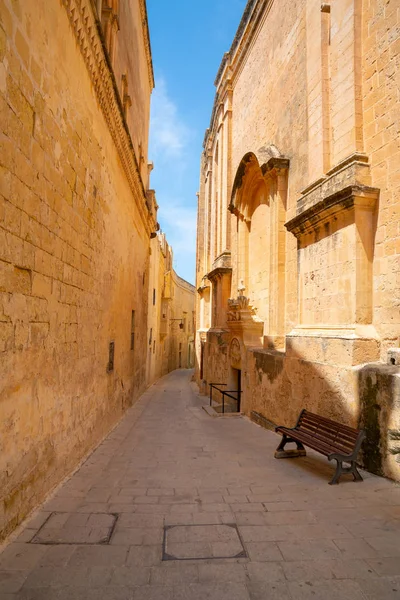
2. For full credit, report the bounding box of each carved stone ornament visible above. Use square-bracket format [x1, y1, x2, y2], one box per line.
[227, 294, 260, 321]
[229, 338, 241, 367]
[61, 0, 156, 235]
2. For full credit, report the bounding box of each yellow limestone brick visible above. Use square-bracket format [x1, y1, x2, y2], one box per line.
[0, 322, 14, 352]
[0, 23, 6, 60]
[0, 0, 13, 38]
[6, 74, 34, 132]
[32, 272, 52, 298]
[14, 27, 29, 68]
[29, 322, 49, 346]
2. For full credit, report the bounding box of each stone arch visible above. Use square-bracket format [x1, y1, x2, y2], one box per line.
[229, 145, 285, 218]
[229, 149, 290, 348]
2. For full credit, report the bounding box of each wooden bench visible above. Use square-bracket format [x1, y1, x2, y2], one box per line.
[275, 409, 366, 485]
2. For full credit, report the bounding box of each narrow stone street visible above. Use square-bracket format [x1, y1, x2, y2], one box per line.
[1, 370, 399, 600]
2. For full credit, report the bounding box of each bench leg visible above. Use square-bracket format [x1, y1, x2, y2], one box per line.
[329, 460, 343, 485]
[276, 435, 288, 452]
[329, 460, 364, 485]
[351, 461, 363, 482]
[275, 435, 306, 458]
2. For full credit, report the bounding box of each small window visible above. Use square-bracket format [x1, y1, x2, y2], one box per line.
[153, 288, 156, 305]
[149, 328, 152, 345]
[153, 340, 156, 354]
[107, 341, 115, 372]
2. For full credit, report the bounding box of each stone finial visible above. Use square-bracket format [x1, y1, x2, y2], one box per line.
[238, 279, 246, 294]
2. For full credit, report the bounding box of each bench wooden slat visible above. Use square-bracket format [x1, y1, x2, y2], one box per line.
[298, 413, 359, 444]
[299, 425, 358, 447]
[299, 420, 357, 443]
[298, 412, 360, 437]
[276, 427, 345, 457]
[297, 424, 357, 452]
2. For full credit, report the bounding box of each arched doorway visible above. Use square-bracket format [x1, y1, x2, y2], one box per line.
[229, 151, 289, 348]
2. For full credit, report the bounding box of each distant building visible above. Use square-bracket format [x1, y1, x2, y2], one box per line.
[195, 0, 400, 480]
[0, 0, 158, 539]
[147, 233, 196, 384]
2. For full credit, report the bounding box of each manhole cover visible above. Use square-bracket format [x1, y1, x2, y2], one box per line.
[162, 523, 247, 561]
[30, 512, 117, 545]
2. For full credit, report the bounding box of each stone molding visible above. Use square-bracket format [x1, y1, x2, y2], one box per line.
[285, 185, 379, 237]
[206, 0, 273, 145]
[137, 0, 155, 88]
[197, 282, 210, 295]
[297, 152, 371, 216]
[62, 0, 156, 235]
[207, 266, 232, 282]
[210, 251, 232, 272]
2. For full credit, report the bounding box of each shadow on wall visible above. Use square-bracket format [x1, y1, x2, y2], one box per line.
[196, 333, 400, 482]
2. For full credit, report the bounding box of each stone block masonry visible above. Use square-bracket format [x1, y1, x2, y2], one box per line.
[195, 0, 400, 481]
[0, 0, 156, 540]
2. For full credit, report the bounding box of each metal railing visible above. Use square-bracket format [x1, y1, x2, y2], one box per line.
[209, 383, 242, 414]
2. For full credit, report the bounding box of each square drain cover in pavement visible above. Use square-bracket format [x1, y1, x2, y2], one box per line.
[31, 512, 117, 545]
[162, 524, 247, 561]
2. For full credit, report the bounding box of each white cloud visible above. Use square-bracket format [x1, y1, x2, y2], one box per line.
[149, 76, 197, 283]
[157, 199, 197, 282]
[158, 200, 196, 250]
[150, 78, 191, 160]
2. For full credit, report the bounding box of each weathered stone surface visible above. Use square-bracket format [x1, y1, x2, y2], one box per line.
[195, 0, 400, 482]
[0, 0, 157, 541]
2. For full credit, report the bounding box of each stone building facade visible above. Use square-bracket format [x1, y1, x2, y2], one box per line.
[0, 0, 158, 539]
[196, 0, 400, 480]
[147, 233, 195, 384]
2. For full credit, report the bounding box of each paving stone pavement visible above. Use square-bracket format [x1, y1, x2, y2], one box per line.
[1, 369, 400, 600]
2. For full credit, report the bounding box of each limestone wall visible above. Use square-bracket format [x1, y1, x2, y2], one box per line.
[0, 0, 155, 539]
[169, 272, 196, 372]
[362, 0, 400, 358]
[195, 0, 400, 481]
[147, 235, 196, 383]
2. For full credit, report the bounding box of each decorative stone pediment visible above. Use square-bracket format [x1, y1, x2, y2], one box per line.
[227, 294, 259, 321]
[226, 290, 263, 347]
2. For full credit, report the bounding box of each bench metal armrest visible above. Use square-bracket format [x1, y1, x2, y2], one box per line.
[275, 424, 299, 432]
[328, 451, 353, 462]
[327, 429, 366, 462]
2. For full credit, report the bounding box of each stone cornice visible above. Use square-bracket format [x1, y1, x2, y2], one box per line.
[63, 0, 156, 235]
[172, 270, 196, 293]
[285, 185, 379, 237]
[138, 0, 155, 89]
[207, 267, 232, 282]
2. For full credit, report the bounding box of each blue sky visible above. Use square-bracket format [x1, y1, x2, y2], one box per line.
[147, 0, 247, 285]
